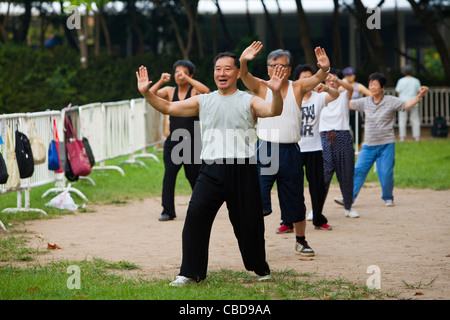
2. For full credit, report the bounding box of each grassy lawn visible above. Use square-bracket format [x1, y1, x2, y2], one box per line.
[0, 138, 449, 300]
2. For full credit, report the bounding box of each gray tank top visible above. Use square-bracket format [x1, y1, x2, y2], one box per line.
[199, 90, 255, 160]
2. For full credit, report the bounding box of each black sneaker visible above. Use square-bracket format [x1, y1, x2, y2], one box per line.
[295, 241, 315, 257]
[158, 213, 175, 221]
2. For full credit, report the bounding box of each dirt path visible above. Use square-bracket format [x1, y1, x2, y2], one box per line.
[17, 184, 450, 300]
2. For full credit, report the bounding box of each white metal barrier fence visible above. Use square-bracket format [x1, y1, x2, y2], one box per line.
[0, 98, 163, 232]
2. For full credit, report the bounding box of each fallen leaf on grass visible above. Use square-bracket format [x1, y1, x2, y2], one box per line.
[47, 243, 62, 250]
[27, 287, 40, 291]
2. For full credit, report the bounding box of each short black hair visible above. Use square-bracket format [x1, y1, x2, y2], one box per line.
[330, 68, 343, 79]
[368, 72, 386, 88]
[214, 52, 240, 69]
[293, 64, 316, 81]
[173, 60, 195, 75]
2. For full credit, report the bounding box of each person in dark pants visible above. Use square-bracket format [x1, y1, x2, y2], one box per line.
[150, 60, 209, 221]
[239, 41, 332, 257]
[137, 52, 286, 286]
[320, 68, 359, 218]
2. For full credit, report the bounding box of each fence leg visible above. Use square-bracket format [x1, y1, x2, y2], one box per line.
[0, 219, 7, 232]
[2, 189, 47, 216]
[119, 153, 149, 168]
[42, 175, 89, 202]
[92, 161, 125, 176]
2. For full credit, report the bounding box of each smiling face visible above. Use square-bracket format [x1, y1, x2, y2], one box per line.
[214, 56, 240, 94]
[369, 79, 384, 98]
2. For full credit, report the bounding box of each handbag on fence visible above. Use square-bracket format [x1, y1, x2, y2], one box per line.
[5, 126, 20, 188]
[15, 129, 35, 179]
[0, 151, 8, 184]
[29, 121, 46, 165]
[65, 115, 91, 176]
[48, 119, 61, 171]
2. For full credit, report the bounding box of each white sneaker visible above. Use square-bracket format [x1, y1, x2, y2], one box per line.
[169, 276, 196, 287]
[385, 200, 395, 207]
[345, 209, 359, 218]
[257, 274, 272, 282]
[306, 210, 313, 221]
[334, 198, 344, 206]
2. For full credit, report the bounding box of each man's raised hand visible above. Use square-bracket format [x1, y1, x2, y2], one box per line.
[315, 47, 330, 72]
[136, 66, 153, 94]
[260, 65, 286, 92]
[240, 41, 263, 62]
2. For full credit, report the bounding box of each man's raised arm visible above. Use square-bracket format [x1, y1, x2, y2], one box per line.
[239, 41, 265, 98]
[295, 47, 331, 94]
[136, 66, 199, 117]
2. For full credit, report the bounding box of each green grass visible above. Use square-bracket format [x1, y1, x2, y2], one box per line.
[0, 259, 394, 300]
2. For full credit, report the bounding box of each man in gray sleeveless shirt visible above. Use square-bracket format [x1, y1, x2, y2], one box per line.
[137, 52, 287, 286]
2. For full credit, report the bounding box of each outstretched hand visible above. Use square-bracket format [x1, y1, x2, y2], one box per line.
[259, 65, 287, 92]
[240, 41, 263, 61]
[315, 47, 330, 72]
[136, 66, 153, 94]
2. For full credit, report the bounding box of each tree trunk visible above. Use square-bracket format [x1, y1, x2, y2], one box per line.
[213, 0, 233, 49]
[180, 0, 197, 58]
[260, 0, 282, 49]
[0, 1, 11, 43]
[245, 0, 253, 36]
[152, 0, 189, 59]
[406, 0, 450, 81]
[129, 0, 144, 55]
[59, 0, 78, 51]
[353, 0, 391, 84]
[76, 7, 89, 69]
[14, 0, 32, 43]
[275, 0, 284, 49]
[332, 0, 342, 68]
[294, 0, 315, 66]
[192, 0, 204, 58]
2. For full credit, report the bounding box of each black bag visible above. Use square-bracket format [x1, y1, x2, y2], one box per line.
[82, 137, 95, 167]
[15, 130, 35, 179]
[65, 158, 79, 181]
[64, 115, 79, 182]
[0, 151, 8, 184]
[431, 116, 448, 138]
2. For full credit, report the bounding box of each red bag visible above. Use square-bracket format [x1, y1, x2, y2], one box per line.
[65, 116, 91, 176]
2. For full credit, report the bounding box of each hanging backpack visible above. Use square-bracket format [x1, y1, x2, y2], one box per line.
[15, 129, 35, 179]
[431, 116, 448, 138]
